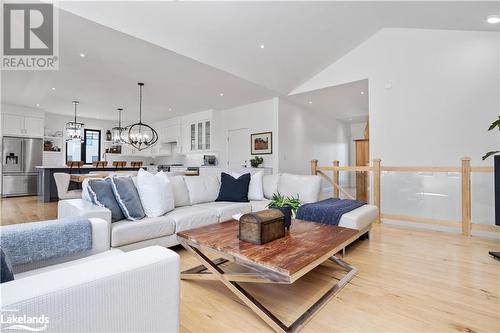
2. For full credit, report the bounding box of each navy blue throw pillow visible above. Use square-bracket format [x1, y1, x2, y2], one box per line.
[0, 247, 14, 283]
[216, 173, 251, 202]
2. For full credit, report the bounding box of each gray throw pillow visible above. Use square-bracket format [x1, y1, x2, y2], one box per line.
[0, 247, 14, 283]
[109, 176, 145, 221]
[87, 178, 125, 222]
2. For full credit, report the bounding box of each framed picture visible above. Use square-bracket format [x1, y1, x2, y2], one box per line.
[251, 132, 272, 155]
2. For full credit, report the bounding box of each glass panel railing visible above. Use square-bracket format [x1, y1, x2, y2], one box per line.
[471, 172, 495, 226]
[380, 171, 461, 222]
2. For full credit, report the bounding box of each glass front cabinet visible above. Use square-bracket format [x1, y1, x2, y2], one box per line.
[189, 120, 211, 151]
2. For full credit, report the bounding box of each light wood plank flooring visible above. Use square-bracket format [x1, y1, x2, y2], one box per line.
[0, 196, 58, 225]
[1, 196, 499, 332]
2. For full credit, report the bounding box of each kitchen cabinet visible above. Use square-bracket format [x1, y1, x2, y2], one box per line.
[187, 120, 211, 152]
[3, 114, 44, 137]
[164, 123, 181, 143]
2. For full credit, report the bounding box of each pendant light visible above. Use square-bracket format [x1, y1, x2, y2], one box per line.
[111, 108, 128, 144]
[65, 101, 85, 142]
[127, 82, 158, 151]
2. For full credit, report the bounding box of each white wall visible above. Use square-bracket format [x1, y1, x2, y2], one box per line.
[213, 98, 279, 173]
[292, 28, 500, 233]
[293, 28, 500, 167]
[278, 98, 350, 188]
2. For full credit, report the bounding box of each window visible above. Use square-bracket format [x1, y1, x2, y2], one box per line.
[66, 129, 101, 164]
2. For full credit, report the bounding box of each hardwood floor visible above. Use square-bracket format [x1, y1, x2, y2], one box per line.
[0, 196, 58, 225]
[1, 196, 499, 332]
[179, 224, 500, 333]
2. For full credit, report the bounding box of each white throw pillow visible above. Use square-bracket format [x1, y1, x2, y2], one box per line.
[231, 171, 265, 201]
[262, 174, 280, 199]
[277, 173, 321, 204]
[168, 175, 191, 207]
[136, 169, 174, 217]
[184, 175, 220, 205]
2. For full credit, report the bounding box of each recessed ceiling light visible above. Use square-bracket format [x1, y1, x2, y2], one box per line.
[348, 118, 353, 121]
[308, 101, 313, 104]
[219, 93, 224, 97]
[168, 108, 172, 111]
[360, 91, 365, 95]
[487, 15, 500, 24]
[51, 87, 55, 90]
[260, 44, 265, 49]
[36, 103, 40, 107]
[79, 53, 85, 57]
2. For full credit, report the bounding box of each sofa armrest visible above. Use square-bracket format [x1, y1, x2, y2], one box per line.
[88, 217, 111, 254]
[12, 218, 111, 274]
[2, 246, 180, 333]
[58, 198, 112, 223]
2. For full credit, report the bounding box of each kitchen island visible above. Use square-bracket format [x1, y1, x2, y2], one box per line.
[36, 166, 142, 202]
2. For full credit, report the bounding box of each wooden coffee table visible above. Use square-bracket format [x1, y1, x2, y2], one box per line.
[177, 219, 360, 333]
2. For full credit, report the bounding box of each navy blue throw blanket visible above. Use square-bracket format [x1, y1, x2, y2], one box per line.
[296, 198, 365, 226]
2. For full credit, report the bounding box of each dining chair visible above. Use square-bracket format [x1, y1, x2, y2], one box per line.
[131, 161, 143, 168]
[92, 161, 108, 168]
[66, 161, 84, 174]
[53, 173, 82, 200]
[112, 161, 127, 169]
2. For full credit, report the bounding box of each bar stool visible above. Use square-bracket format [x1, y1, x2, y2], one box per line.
[66, 161, 84, 174]
[92, 161, 108, 168]
[112, 161, 127, 169]
[54, 173, 82, 200]
[130, 161, 143, 168]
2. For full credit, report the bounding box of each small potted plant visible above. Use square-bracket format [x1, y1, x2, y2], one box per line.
[250, 156, 264, 168]
[267, 192, 300, 230]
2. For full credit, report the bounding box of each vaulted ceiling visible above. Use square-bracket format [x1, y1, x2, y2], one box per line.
[2, 1, 498, 121]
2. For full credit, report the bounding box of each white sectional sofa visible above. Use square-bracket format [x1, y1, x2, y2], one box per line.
[58, 173, 377, 251]
[1, 217, 180, 333]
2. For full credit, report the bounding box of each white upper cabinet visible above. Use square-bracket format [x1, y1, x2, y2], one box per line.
[188, 119, 211, 152]
[24, 116, 44, 137]
[2, 114, 24, 136]
[3, 113, 44, 137]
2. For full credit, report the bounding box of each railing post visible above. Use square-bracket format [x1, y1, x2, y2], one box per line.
[333, 160, 339, 198]
[311, 159, 318, 175]
[373, 158, 381, 223]
[461, 157, 471, 236]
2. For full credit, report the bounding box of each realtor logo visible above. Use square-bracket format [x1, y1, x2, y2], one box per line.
[2, 2, 59, 70]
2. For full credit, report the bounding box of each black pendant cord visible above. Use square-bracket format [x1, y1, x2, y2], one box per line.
[118, 108, 123, 127]
[138, 83, 144, 124]
[73, 101, 78, 124]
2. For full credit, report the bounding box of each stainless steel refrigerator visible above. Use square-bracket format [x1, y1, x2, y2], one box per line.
[2, 137, 43, 197]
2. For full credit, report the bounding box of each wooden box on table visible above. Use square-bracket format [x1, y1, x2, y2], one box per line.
[238, 209, 285, 245]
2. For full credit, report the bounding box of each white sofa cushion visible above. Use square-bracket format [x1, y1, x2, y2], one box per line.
[263, 174, 280, 199]
[169, 175, 191, 207]
[164, 206, 219, 232]
[249, 200, 271, 213]
[277, 173, 321, 204]
[232, 171, 265, 201]
[196, 202, 252, 222]
[111, 216, 176, 247]
[136, 169, 174, 217]
[184, 175, 220, 205]
[338, 204, 378, 230]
